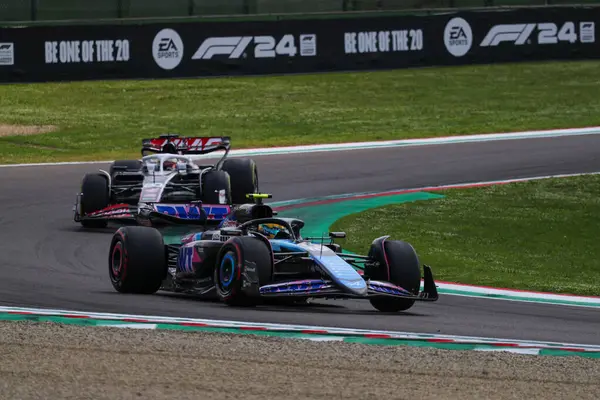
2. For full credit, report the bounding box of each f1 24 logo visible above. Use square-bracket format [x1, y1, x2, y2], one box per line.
[192, 34, 316, 59]
[481, 21, 595, 46]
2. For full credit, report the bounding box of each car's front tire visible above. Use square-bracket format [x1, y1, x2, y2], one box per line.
[109, 160, 142, 177]
[201, 170, 232, 205]
[80, 173, 110, 228]
[367, 238, 422, 312]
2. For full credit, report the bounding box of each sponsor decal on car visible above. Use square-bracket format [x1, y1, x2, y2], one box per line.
[154, 204, 230, 220]
[177, 246, 195, 273]
[144, 137, 227, 152]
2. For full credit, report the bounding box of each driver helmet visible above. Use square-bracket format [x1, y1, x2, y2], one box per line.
[257, 223, 290, 239]
[163, 159, 177, 171]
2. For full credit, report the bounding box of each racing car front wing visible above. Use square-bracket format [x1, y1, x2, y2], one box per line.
[73, 199, 137, 223]
[258, 265, 439, 301]
[73, 195, 232, 226]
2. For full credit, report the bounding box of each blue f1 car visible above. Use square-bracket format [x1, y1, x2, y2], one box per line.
[108, 194, 438, 312]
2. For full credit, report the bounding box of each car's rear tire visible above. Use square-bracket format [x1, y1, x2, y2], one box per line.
[221, 158, 259, 204]
[201, 170, 232, 204]
[214, 236, 273, 307]
[80, 173, 110, 228]
[367, 239, 421, 312]
[109, 160, 142, 176]
[109, 226, 167, 294]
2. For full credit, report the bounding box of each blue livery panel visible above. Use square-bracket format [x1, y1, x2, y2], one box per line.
[270, 240, 368, 296]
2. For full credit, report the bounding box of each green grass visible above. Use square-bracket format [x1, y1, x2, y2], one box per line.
[1, 60, 600, 164]
[330, 175, 600, 296]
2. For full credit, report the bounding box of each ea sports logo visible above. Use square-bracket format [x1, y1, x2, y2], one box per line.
[152, 28, 184, 70]
[444, 17, 473, 57]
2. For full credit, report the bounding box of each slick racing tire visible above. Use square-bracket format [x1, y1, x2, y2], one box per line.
[201, 170, 232, 205]
[109, 160, 142, 176]
[80, 173, 110, 228]
[221, 158, 259, 204]
[214, 236, 273, 307]
[367, 239, 421, 312]
[109, 226, 167, 294]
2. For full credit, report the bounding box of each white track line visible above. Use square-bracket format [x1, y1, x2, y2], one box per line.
[1, 126, 599, 168]
[270, 172, 600, 207]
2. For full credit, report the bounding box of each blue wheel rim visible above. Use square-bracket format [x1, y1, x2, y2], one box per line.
[220, 253, 236, 288]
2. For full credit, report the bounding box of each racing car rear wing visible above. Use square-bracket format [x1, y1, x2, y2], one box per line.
[141, 134, 231, 156]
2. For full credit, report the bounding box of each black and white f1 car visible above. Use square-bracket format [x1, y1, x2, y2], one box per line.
[73, 134, 259, 228]
[108, 194, 439, 313]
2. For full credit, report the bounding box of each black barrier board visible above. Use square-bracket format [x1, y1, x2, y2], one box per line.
[0, 6, 599, 83]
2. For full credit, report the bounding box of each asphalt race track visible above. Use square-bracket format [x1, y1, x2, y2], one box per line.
[1, 134, 600, 344]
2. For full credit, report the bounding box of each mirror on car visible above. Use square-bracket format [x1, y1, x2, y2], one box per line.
[176, 162, 187, 173]
[220, 228, 243, 236]
[329, 232, 346, 239]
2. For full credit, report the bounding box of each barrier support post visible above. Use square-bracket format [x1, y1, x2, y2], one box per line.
[30, 0, 37, 21]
